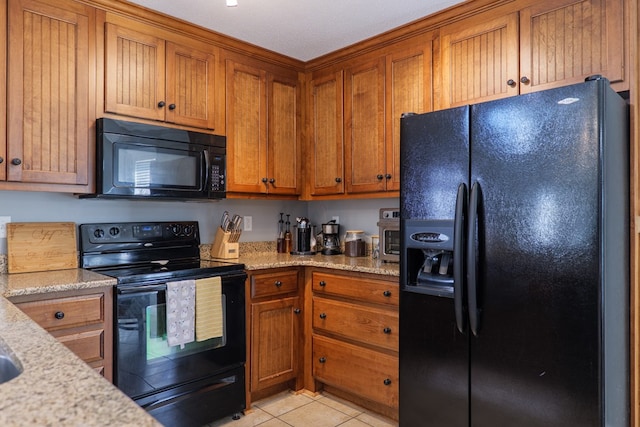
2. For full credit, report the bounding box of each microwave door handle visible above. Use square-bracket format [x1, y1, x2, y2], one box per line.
[203, 150, 210, 191]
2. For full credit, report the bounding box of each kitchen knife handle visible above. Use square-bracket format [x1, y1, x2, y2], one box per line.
[468, 181, 480, 337]
[453, 183, 467, 334]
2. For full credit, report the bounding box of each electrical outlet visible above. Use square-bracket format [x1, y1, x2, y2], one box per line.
[0, 216, 11, 239]
[332, 216, 339, 224]
[243, 216, 252, 231]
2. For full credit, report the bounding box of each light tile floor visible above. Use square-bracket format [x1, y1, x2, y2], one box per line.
[206, 391, 399, 427]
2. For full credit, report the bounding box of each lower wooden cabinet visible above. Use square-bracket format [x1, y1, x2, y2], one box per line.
[10, 286, 113, 381]
[247, 268, 303, 400]
[310, 269, 399, 418]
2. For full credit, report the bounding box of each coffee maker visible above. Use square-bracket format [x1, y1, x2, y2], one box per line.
[291, 217, 316, 255]
[318, 220, 341, 255]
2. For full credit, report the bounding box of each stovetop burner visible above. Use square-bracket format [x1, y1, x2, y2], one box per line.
[79, 221, 243, 285]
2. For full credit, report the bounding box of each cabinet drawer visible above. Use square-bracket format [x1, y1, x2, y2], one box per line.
[313, 335, 398, 408]
[313, 297, 398, 351]
[251, 270, 299, 298]
[15, 294, 104, 331]
[56, 328, 104, 363]
[312, 272, 398, 306]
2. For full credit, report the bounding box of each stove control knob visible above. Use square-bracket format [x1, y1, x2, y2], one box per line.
[171, 224, 182, 235]
[93, 228, 105, 238]
[109, 227, 120, 237]
[183, 224, 193, 236]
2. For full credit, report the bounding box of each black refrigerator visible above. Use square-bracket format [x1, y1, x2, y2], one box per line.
[399, 78, 629, 426]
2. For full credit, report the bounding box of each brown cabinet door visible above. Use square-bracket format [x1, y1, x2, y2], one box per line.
[267, 74, 300, 195]
[7, 0, 92, 185]
[386, 41, 432, 192]
[519, 0, 625, 93]
[226, 59, 267, 193]
[251, 296, 301, 391]
[104, 22, 165, 121]
[344, 57, 386, 194]
[165, 42, 217, 129]
[308, 71, 344, 196]
[440, 10, 519, 108]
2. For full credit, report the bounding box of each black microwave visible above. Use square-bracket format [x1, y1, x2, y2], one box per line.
[88, 118, 226, 200]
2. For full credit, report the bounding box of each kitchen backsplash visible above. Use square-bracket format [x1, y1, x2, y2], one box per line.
[0, 191, 398, 255]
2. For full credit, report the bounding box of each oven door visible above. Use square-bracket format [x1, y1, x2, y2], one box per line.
[114, 273, 245, 400]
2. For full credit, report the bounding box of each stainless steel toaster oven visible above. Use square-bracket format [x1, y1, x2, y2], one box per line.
[377, 208, 400, 262]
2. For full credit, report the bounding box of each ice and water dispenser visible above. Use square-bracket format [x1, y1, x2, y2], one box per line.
[402, 219, 456, 297]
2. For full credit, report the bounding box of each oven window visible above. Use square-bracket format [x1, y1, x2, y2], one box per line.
[116, 289, 230, 398]
[114, 142, 201, 190]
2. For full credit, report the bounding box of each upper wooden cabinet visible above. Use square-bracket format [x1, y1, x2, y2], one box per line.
[439, 0, 626, 108]
[308, 70, 345, 196]
[104, 16, 219, 130]
[307, 34, 431, 198]
[225, 55, 301, 196]
[5, 0, 94, 190]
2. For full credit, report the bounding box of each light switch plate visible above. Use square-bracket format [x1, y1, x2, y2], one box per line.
[0, 216, 11, 239]
[244, 216, 252, 231]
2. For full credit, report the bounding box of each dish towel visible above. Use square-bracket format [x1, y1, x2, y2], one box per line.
[166, 279, 196, 349]
[195, 276, 223, 341]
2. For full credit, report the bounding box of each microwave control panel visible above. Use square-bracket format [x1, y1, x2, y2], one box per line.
[209, 154, 226, 195]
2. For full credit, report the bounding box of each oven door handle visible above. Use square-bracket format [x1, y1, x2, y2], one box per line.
[117, 284, 167, 294]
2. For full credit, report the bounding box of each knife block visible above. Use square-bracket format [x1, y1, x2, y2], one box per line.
[210, 227, 239, 259]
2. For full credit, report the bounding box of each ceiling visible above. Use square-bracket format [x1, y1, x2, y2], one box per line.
[126, 0, 463, 62]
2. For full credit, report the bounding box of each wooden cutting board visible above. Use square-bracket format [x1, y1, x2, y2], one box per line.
[7, 222, 78, 273]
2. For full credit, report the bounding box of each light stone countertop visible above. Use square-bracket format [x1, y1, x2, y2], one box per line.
[0, 268, 162, 427]
[214, 251, 400, 277]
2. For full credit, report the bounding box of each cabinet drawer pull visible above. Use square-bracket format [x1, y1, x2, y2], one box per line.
[319, 281, 326, 287]
[274, 281, 282, 287]
[262, 177, 268, 183]
[385, 173, 392, 179]
[383, 290, 391, 297]
[383, 378, 392, 386]
[269, 178, 275, 184]
[383, 327, 392, 334]
[294, 308, 301, 314]
[11, 158, 22, 166]
[319, 313, 327, 319]
[520, 76, 530, 85]
[376, 174, 384, 180]
[158, 101, 166, 108]
[168, 103, 176, 110]
[0, 157, 3, 164]
[507, 79, 516, 87]
[319, 357, 326, 363]
[335, 177, 342, 183]
[54, 311, 65, 320]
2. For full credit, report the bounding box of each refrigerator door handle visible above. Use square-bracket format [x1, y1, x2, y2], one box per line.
[468, 181, 480, 336]
[454, 183, 467, 333]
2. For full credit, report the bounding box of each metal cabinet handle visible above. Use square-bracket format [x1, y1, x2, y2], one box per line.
[11, 158, 22, 166]
[274, 281, 282, 287]
[319, 313, 327, 319]
[507, 79, 516, 87]
[54, 311, 65, 320]
[319, 281, 326, 287]
[385, 173, 392, 179]
[0, 157, 3, 164]
[335, 177, 342, 183]
[294, 308, 301, 314]
[383, 290, 391, 297]
[520, 76, 530, 84]
[377, 174, 384, 180]
[158, 101, 166, 108]
[269, 178, 275, 184]
[168, 103, 176, 110]
[383, 378, 392, 386]
[383, 327, 392, 334]
[262, 177, 268, 183]
[319, 357, 326, 363]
